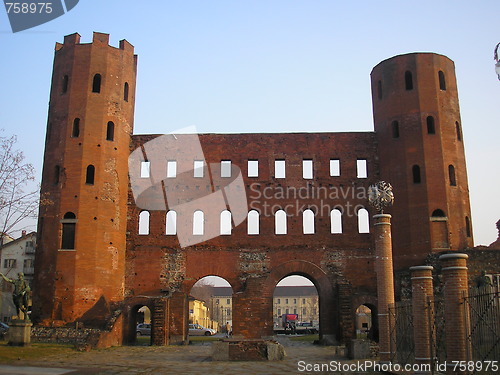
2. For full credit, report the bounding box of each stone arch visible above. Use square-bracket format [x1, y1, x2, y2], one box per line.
[264, 260, 337, 344]
[123, 296, 155, 345]
[352, 295, 379, 342]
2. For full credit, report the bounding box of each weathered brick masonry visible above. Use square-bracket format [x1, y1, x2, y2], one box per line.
[33, 32, 476, 346]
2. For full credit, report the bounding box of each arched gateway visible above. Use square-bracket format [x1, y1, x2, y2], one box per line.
[32, 33, 473, 348]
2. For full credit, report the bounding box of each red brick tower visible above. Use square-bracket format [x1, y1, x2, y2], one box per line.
[33, 32, 137, 325]
[371, 53, 473, 270]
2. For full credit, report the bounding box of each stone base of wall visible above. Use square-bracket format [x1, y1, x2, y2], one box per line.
[212, 339, 286, 361]
[348, 339, 371, 359]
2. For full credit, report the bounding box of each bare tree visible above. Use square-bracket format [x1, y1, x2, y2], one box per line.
[190, 279, 216, 322]
[0, 131, 39, 243]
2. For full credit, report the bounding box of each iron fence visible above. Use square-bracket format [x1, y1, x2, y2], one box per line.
[388, 300, 415, 366]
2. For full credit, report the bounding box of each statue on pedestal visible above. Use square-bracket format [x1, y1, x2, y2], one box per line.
[0, 272, 31, 321]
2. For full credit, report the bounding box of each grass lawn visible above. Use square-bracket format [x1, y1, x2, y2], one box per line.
[0, 341, 75, 363]
[289, 334, 319, 342]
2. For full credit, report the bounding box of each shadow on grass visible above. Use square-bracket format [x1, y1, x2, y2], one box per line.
[0, 341, 75, 364]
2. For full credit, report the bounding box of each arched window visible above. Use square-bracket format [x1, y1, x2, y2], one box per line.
[62, 75, 69, 94]
[72, 118, 80, 138]
[330, 209, 342, 234]
[54, 165, 60, 185]
[193, 210, 204, 235]
[431, 209, 446, 217]
[166, 210, 177, 235]
[405, 71, 413, 90]
[124, 82, 129, 102]
[303, 209, 315, 234]
[220, 210, 232, 235]
[92, 74, 101, 93]
[392, 121, 399, 138]
[275, 209, 287, 235]
[448, 165, 456, 186]
[412, 165, 421, 184]
[438, 71, 446, 90]
[61, 212, 77, 249]
[106, 121, 114, 141]
[456, 122, 462, 141]
[377, 80, 382, 100]
[357, 208, 370, 233]
[427, 116, 435, 134]
[465, 216, 471, 237]
[139, 211, 150, 235]
[86, 165, 95, 185]
[247, 210, 259, 235]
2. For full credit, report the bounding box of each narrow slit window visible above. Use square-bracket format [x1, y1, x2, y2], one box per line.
[220, 210, 232, 235]
[275, 160, 286, 179]
[248, 160, 259, 177]
[377, 80, 382, 100]
[465, 216, 471, 237]
[247, 210, 259, 235]
[427, 116, 435, 134]
[166, 210, 177, 235]
[302, 209, 315, 234]
[221, 160, 231, 178]
[62, 75, 69, 94]
[72, 118, 80, 138]
[330, 159, 340, 177]
[86, 165, 95, 185]
[448, 165, 456, 186]
[357, 159, 367, 178]
[412, 165, 421, 184]
[330, 209, 342, 234]
[405, 71, 413, 90]
[106, 121, 114, 141]
[392, 121, 399, 138]
[275, 210, 287, 235]
[124, 82, 129, 102]
[194, 160, 204, 178]
[357, 208, 370, 233]
[167, 160, 177, 178]
[140, 161, 150, 178]
[456, 122, 462, 141]
[303, 160, 313, 179]
[54, 165, 60, 185]
[193, 210, 204, 235]
[138, 211, 150, 235]
[92, 74, 101, 93]
[438, 71, 446, 90]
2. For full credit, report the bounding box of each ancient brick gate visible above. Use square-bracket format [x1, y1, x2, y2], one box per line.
[33, 32, 474, 348]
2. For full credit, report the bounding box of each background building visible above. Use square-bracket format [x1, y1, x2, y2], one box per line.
[0, 231, 36, 322]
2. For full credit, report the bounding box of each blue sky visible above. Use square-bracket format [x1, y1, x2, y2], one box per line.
[0, 1, 499, 246]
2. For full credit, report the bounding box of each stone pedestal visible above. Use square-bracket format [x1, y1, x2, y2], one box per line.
[212, 339, 285, 361]
[348, 339, 371, 359]
[8, 319, 32, 346]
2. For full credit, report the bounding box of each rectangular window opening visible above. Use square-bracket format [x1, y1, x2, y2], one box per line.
[248, 160, 259, 177]
[193, 160, 204, 178]
[140, 161, 150, 178]
[167, 160, 177, 178]
[357, 159, 367, 178]
[275, 160, 286, 179]
[330, 159, 340, 177]
[303, 159, 313, 179]
[221, 160, 231, 178]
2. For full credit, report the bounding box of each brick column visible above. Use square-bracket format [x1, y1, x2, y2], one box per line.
[373, 213, 395, 364]
[410, 266, 434, 373]
[167, 291, 188, 345]
[439, 253, 469, 375]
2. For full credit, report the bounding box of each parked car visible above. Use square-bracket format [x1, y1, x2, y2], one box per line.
[295, 322, 319, 334]
[188, 323, 216, 336]
[0, 322, 9, 338]
[136, 323, 151, 336]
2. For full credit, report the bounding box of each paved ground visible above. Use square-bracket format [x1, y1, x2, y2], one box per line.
[0, 338, 379, 375]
